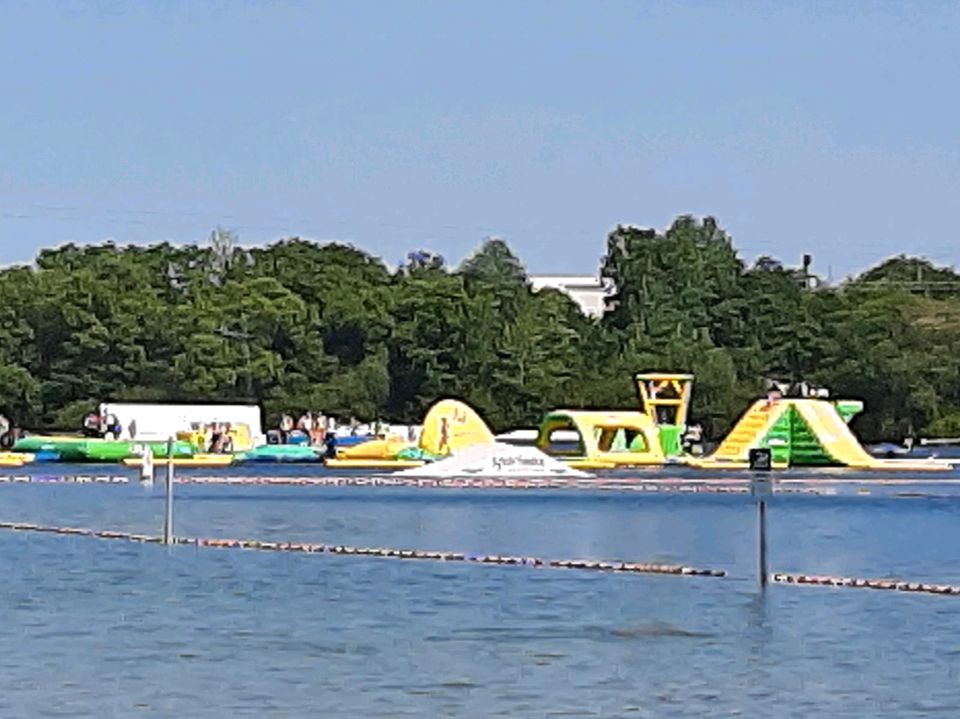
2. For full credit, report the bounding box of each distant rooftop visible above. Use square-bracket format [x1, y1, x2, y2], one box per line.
[529, 274, 612, 318]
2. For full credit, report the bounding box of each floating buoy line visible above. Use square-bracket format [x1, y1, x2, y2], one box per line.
[180, 475, 763, 493]
[2, 472, 959, 498]
[0, 473, 835, 495]
[773, 572, 960, 596]
[0, 520, 724, 578]
[0, 474, 129, 484]
[4, 520, 960, 595]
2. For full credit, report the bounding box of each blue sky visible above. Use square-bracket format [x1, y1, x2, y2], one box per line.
[1, 1, 958, 279]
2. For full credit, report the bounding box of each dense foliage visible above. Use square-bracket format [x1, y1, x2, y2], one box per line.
[2, 219, 959, 441]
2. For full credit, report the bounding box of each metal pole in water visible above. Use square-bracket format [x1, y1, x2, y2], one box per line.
[749, 448, 772, 589]
[163, 437, 174, 545]
[758, 497, 768, 588]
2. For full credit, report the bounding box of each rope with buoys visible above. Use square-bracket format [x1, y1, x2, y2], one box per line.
[9, 473, 824, 495]
[0, 475, 129, 484]
[13, 470, 950, 493]
[0, 473, 932, 497]
[773, 572, 960, 596]
[0, 473, 751, 493]
[0, 520, 725, 578]
[10, 521, 960, 593]
[0, 474, 944, 499]
[178, 475, 761, 493]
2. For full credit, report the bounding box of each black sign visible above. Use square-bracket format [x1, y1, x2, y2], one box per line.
[749, 448, 772, 472]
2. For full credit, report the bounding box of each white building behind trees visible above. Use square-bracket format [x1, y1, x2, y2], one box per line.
[528, 275, 612, 318]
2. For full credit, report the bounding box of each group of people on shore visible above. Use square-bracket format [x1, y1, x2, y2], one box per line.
[273, 412, 402, 458]
[204, 423, 235, 453]
[274, 412, 395, 443]
[82, 410, 123, 440]
[273, 412, 341, 460]
[276, 411, 333, 446]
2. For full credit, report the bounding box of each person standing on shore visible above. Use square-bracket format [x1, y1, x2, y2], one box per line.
[105, 412, 121, 440]
[311, 412, 326, 446]
[323, 431, 338, 459]
[279, 414, 294, 443]
[82, 411, 101, 438]
[298, 412, 313, 434]
[208, 423, 222, 453]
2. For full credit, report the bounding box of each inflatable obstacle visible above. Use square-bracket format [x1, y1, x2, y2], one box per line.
[325, 399, 492, 470]
[535, 410, 665, 469]
[13, 436, 195, 462]
[702, 398, 950, 471]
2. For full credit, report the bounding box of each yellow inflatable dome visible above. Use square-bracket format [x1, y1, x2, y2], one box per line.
[418, 399, 495, 457]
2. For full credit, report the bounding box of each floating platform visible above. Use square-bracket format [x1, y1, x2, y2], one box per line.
[122, 454, 235, 468]
[0, 452, 33, 468]
[234, 445, 321, 463]
[13, 436, 195, 462]
[324, 458, 427, 470]
[564, 459, 619, 471]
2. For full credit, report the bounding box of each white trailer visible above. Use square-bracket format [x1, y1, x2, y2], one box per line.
[97, 403, 264, 444]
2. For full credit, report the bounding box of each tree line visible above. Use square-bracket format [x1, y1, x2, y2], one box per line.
[2, 216, 959, 442]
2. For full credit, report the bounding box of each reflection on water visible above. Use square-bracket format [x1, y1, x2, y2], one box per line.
[0, 469, 959, 717]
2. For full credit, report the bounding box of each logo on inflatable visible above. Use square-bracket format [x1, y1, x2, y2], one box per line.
[492, 455, 545, 471]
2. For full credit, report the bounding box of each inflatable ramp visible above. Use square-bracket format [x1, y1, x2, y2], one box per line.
[696, 398, 950, 471]
[792, 400, 949, 471]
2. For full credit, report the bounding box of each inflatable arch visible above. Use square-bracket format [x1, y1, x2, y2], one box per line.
[535, 410, 666, 467]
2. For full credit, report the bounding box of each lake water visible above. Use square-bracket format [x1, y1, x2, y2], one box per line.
[2, 465, 960, 717]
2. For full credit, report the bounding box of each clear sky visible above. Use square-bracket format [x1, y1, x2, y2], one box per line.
[2, 2, 958, 279]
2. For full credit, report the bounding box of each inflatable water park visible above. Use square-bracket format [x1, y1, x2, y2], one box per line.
[1, 373, 952, 472]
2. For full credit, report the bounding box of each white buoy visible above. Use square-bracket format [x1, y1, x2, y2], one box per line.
[139, 446, 154, 483]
